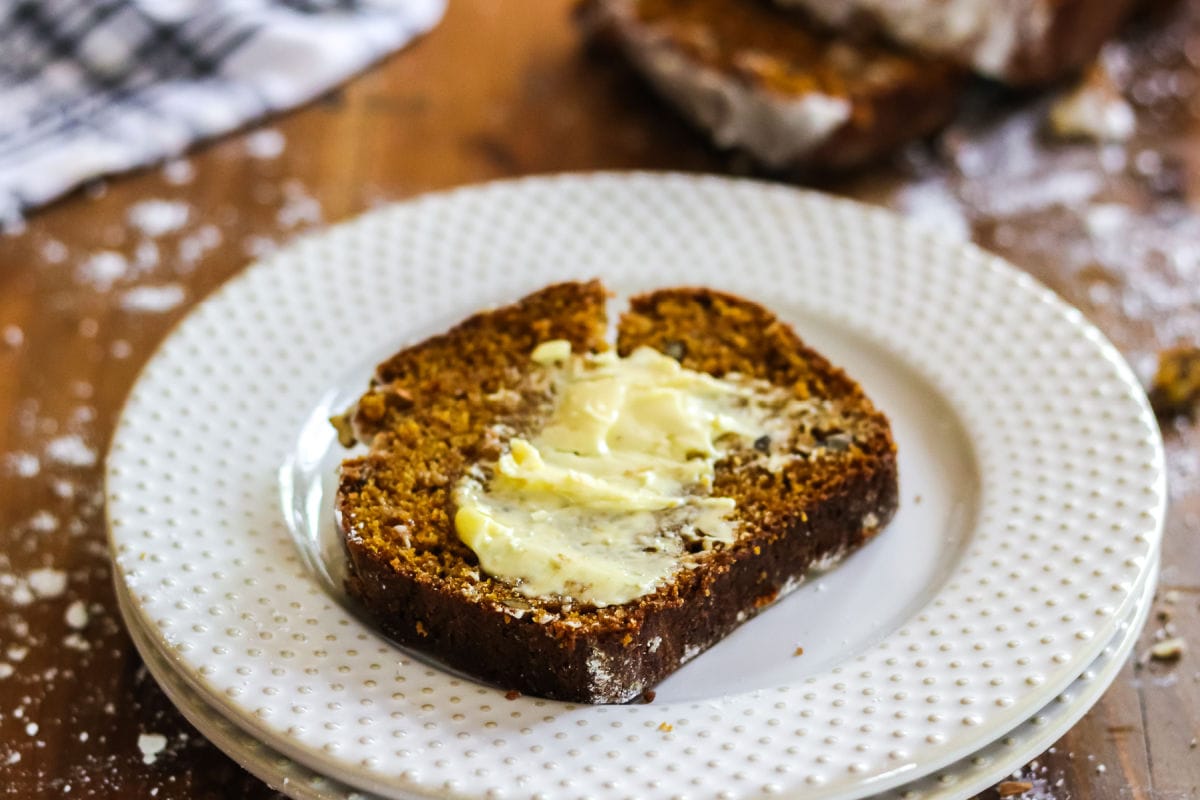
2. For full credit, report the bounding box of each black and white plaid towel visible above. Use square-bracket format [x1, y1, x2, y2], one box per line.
[0, 0, 445, 225]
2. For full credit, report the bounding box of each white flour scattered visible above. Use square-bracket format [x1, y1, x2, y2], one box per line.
[137, 733, 168, 765]
[119, 284, 186, 313]
[127, 199, 190, 238]
[110, 339, 132, 359]
[28, 510, 58, 533]
[177, 224, 222, 268]
[278, 180, 322, 228]
[895, 178, 971, 241]
[76, 251, 129, 291]
[133, 239, 160, 271]
[63, 632, 90, 651]
[3, 324, 23, 349]
[162, 158, 195, 185]
[3, 752, 19, 765]
[1, 213, 27, 236]
[242, 234, 277, 259]
[3, 578, 35, 607]
[40, 239, 68, 263]
[64, 600, 88, 630]
[25, 722, 37, 737]
[5, 452, 39, 477]
[0, 663, 12, 679]
[245, 128, 286, 159]
[45, 435, 96, 467]
[27, 568, 67, 599]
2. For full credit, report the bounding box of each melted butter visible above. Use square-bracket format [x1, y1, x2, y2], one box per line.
[454, 341, 796, 607]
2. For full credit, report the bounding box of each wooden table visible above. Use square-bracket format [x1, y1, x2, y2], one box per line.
[1, 1, 1197, 797]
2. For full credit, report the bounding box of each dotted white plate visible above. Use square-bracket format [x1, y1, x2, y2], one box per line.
[106, 173, 1165, 800]
[115, 555, 1158, 800]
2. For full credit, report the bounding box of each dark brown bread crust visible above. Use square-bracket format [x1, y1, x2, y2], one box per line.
[577, 0, 964, 172]
[337, 282, 899, 702]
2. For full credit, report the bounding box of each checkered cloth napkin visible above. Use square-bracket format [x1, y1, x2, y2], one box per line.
[0, 0, 445, 225]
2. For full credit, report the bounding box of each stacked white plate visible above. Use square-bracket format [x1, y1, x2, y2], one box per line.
[107, 174, 1165, 800]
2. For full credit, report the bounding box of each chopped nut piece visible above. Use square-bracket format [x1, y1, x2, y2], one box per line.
[793, 646, 805, 656]
[330, 412, 357, 448]
[1150, 637, 1186, 661]
[504, 689, 521, 701]
[1149, 346, 1200, 417]
[997, 781, 1034, 797]
[640, 690, 656, 704]
[1048, 60, 1135, 143]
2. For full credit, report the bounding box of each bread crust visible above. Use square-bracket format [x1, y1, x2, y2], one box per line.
[336, 282, 899, 703]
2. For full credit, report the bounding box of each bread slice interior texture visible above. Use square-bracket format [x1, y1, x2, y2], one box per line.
[335, 280, 898, 702]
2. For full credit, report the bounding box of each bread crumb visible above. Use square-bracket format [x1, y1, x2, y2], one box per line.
[1150, 346, 1200, 417]
[640, 690, 656, 704]
[793, 646, 805, 656]
[504, 689, 521, 701]
[1150, 637, 1186, 661]
[997, 781, 1033, 797]
[137, 733, 168, 765]
[657, 722, 673, 732]
[1048, 60, 1135, 143]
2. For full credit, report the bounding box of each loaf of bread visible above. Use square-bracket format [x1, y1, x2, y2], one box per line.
[578, 0, 964, 171]
[769, 0, 1139, 85]
[334, 281, 898, 702]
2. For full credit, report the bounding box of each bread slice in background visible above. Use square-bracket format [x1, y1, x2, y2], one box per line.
[769, 0, 1140, 85]
[577, 0, 965, 172]
[335, 281, 899, 703]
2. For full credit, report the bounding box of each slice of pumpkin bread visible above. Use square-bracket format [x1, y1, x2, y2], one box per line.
[334, 280, 898, 703]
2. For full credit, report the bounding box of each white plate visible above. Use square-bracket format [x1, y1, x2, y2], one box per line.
[116, 556, 1158, 800]
[106, 173, 1165, 800]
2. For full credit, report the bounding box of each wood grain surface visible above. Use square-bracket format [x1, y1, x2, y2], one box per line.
[1, 1, 1198, 798]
